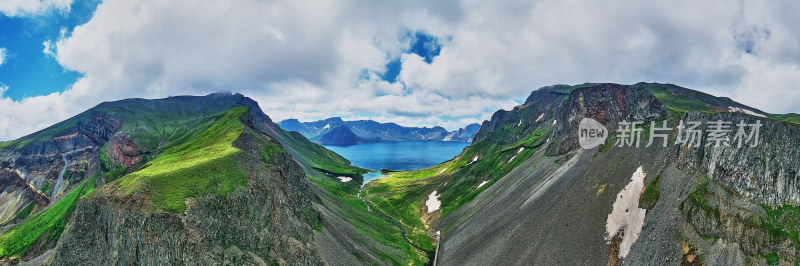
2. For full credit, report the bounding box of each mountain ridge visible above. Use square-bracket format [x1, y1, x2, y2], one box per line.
[361, 82, 800, 265]
[279, 117, 480, 145]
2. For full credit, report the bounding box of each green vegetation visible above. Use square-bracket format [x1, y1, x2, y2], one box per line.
[114, 107, 250, 213]
[760, 204, 800, 251]
[94, 97, 239, 152]
[765, 252, 780, 265]
[104, 167, 127, 183]
[438, 120, 551, 215]
[772, 113, 800, 124]
[644, 85, 727, 113]
[686, 178, 720, 220]
[40, 183, 52, 196]
[308, 174, 430, 265]
[276, 130, 361, 177]
[11, 202, 36, 222]
[289, 123, 427, 264]
[0, 176, 96, 259]
[640, 175, 660, 210]
[362, 164, 454, 250]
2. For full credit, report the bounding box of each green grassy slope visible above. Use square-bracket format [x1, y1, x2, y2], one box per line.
[772, 113, 800, 124]
[274, 129, 432, 264]
[112, 107, 250, 213]
[0, 176, 97, 259]
[360, 120, 554, 259]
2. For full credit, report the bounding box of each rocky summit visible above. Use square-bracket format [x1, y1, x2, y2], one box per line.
[0, 83, 799, 265]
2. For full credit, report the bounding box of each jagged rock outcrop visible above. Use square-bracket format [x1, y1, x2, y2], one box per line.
[106, 131, 142, 168]
[549, 83, 670, 155]
[472, 86, 567, 145]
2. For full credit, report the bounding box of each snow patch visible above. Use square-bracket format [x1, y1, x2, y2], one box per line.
[443, 133, 454, 141]
[322, 123, 331, 130]
[552, 120, 557, 126]
[426, 190, 441, 213]
[728, 106, 766, 118]
[507, 147, 525, 163]
[536, 113, 544, 122]
[437, 168, 447, 175]
[477, 180, 489, 188]
[605, 166, 647, 259]
[517, 120, 522, 127]
[468, 155, 479, 165]
[337, 176, 352, 182]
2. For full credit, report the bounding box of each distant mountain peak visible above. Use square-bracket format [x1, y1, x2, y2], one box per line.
[278, 118, 480, 144]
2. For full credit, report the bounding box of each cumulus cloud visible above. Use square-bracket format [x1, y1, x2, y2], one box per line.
[0, 0, 73, 17]
[0, 48, 5, 65]
[2, 0, 800, 140]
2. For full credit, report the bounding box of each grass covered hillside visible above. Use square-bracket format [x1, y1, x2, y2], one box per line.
[110, 107, 249, 212]
[0, 92, 441, 264]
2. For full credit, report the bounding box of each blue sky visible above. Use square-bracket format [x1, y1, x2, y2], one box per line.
[0, 0, 99, 100]
[0, 0, 799, 141]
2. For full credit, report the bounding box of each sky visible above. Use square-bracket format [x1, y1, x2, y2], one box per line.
[0, 0, 799, 140]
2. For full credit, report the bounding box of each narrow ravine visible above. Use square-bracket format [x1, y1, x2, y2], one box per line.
[358, 186, 435, 261]
[51, 155, 69, 199]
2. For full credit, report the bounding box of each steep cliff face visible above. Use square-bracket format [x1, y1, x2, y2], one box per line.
[677, 111, 800, 205]
[52, 122, 322, 265]
[548, 83, 670, 155]
[0, 110, 119, 228]
[0, 169, 49, 224]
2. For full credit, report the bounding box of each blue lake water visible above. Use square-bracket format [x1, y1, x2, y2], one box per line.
[323, 141, 470, 172]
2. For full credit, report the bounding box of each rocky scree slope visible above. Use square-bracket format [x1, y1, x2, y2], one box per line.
[364, 83, 800, 265]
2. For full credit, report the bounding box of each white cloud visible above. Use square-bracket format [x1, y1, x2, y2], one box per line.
[0, 0, 72, 17]
[0, 48, 5, 65]
[42, 41, 55, 57]
[2, 0, 800, 140]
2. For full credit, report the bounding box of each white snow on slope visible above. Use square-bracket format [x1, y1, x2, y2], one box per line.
[728, 106, 766, 118]
[477, 180, 489, 188]
[468, 155, 479, 165]
[507, 147, 525, 163]
[322, 123, 331, 130]
[536, 113, 544, 122]
[426, 190, 441, 213]
[605, 166, 647, 259]
[337, 176, 352, 182]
